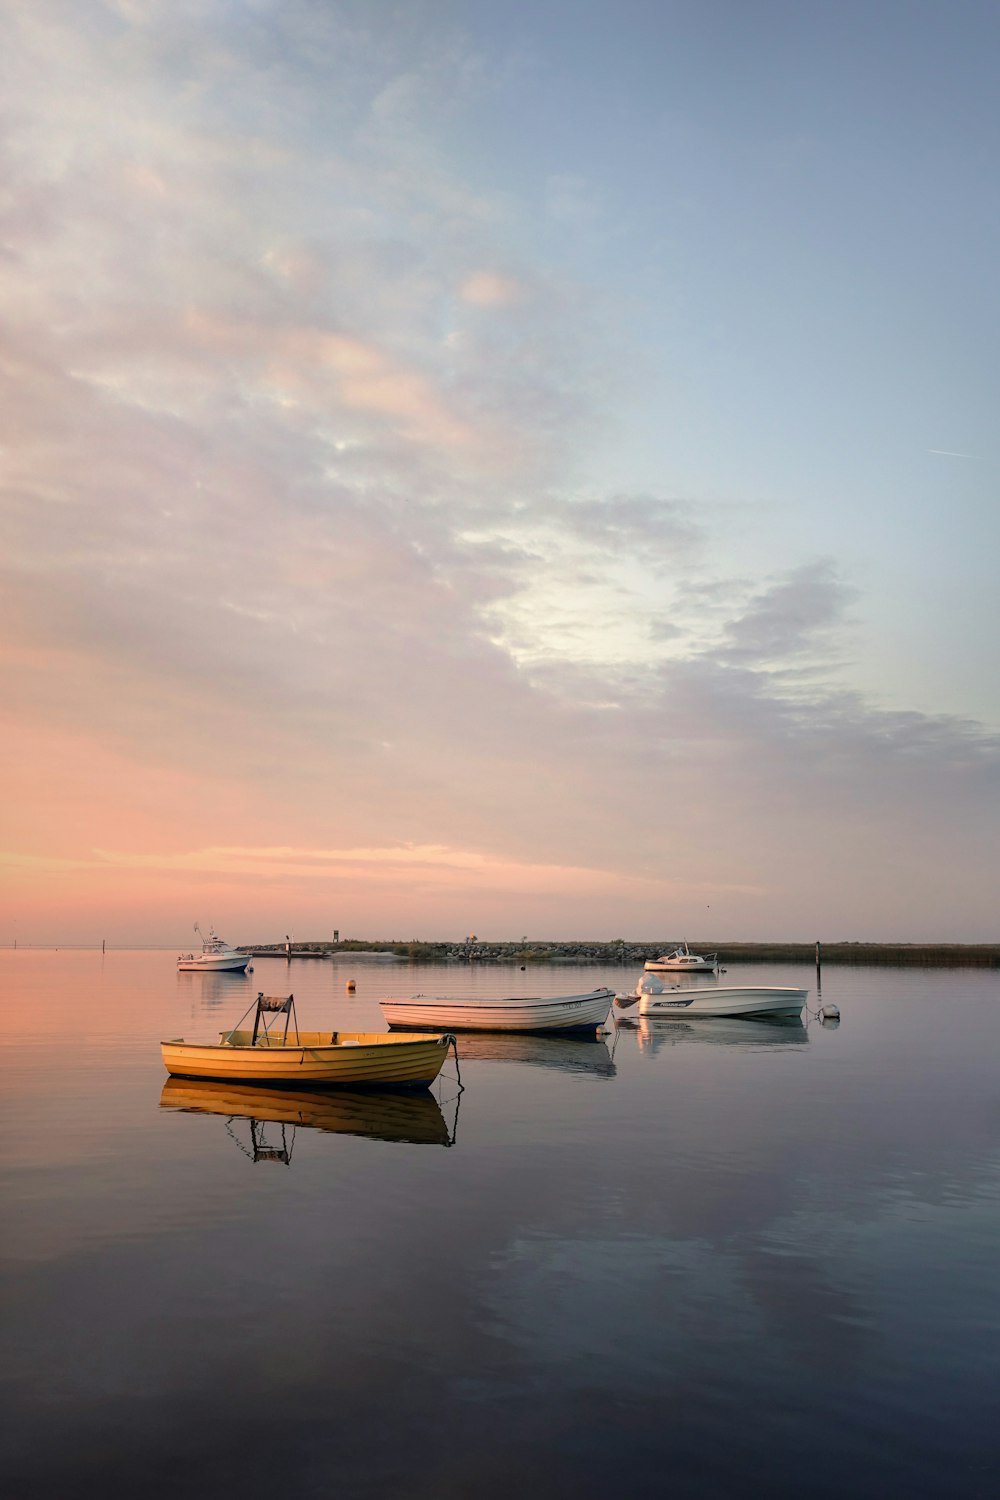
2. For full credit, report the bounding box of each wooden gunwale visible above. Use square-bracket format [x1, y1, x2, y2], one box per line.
[160, 1029, 451, 1087]
[379, 988, 614, 1034]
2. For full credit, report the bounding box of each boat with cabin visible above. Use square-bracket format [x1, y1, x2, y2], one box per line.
[644, 942, 718, 973]
[177, 924, 252, 973]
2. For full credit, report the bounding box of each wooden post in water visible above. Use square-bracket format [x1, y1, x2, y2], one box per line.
[102, 938, 105, 954]
[815, 940, 822, 995]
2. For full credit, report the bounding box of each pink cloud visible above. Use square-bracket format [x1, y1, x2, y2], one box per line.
[459, 271, 526, 308]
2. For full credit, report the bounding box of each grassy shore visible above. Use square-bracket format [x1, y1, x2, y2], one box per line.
[697, 942, 999, 967]
[247, 939, 999, 967]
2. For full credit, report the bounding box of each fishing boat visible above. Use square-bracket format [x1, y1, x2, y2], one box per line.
[159, 1078, 454, 1147]
[644, 942, 718, 973]
[177, 923, 252, 973]
[379, 987, 614, 1034]
[636, 978, 806, 1019]
[161, 993, 454, 1088]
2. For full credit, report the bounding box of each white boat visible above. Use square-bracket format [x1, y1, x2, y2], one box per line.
[379, 988, 615, 1034]
[644, 942, 718, 973]
[636, 977, 806, 1019]
[177, 924, 252, 973]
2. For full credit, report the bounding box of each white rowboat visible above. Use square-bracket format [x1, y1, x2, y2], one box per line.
[380, 988, 614, 1034]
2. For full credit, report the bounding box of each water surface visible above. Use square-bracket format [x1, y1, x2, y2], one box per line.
[2, 952, 998, 1498]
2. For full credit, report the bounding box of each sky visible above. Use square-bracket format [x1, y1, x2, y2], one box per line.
[2, 0, 998, 945]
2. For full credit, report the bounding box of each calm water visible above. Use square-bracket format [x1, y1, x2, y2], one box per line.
[2, 952, 999, 1499]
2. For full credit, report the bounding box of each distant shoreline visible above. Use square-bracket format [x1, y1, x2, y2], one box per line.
[4, 940, 996, 967]
[242, 939, 1000, 968]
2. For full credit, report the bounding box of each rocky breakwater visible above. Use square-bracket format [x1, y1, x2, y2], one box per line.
[444, 940, 650, 963]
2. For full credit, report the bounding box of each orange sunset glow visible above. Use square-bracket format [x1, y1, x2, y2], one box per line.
[2, 1, 997, 947]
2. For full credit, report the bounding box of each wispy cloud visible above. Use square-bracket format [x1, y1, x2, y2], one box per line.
[2, 2, 998, 942]
[713, 560, 858, 671]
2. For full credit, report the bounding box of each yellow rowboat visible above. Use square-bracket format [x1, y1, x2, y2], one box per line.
[161, 992, 454, 1089]
[159, 1078, 453, 1146]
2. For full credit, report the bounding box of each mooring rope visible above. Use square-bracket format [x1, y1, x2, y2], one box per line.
[446, 1033, 464, 1094]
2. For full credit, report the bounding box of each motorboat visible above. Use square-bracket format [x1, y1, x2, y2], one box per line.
[159, 1078, 454, 1147]
[177, 923, 252, 973]
[162, 993, 455, 1088]
[379, 987, 614, 1034]
[635, 973, 806, 1019]
[644, 942, 718, 973]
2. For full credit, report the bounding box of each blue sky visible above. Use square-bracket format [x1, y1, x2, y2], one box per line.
[2, 0, 997, 941]
[455, 0, 1000, 715]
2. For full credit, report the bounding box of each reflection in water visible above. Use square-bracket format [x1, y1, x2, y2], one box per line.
[455, 1031, 616, 1077]
[234, 1115, 296, 1165]
[630, 969, 729, 990]
[159, 1078, 456, 1153]
[7, 955, 1000, 1498]
[622, 1014, 809, 1053]
[176, 968, 257, 1008]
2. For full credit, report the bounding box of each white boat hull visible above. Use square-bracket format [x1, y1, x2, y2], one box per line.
[177, 953, 251, 972]
[644, 958, 716, 973]
[379, 988, 614, 1034]
[638, 986, 806, 1019]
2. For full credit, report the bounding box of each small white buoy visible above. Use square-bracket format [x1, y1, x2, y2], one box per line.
[818, 1003, 840, 1023]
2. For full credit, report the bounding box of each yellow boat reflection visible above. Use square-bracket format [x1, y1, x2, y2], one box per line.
[159, 1077, 454, 1148]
